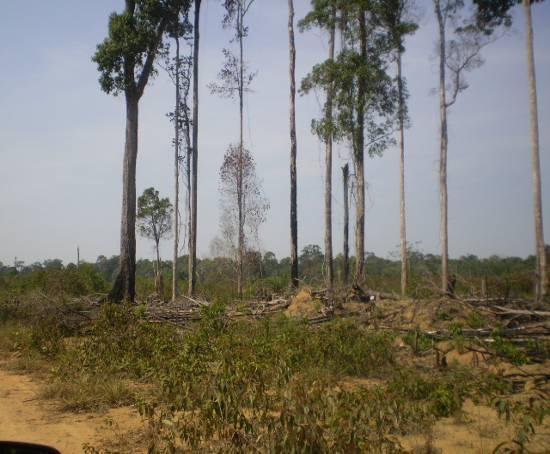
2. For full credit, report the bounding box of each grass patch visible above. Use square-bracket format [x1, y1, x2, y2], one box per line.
[43, 377, 136, 412]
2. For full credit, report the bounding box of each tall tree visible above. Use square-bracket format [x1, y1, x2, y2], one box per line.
[376, 0, 418, 297]
[433, 0, 490, 296]
[172, 35, 182, 302]
[301, 1, 398, 287]
[288, 0, 299, 289]
[210, 0, 256, 297]
[165, 11, 193, 302]
[137, 188, 173, 298]
[93, 0, 190, 302]
[473, 0, 547, 300]
[323, 9, 336, 295]
[188, 0, 202, 297]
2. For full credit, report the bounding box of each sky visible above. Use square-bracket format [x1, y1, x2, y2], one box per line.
[0, 0, 549, 266]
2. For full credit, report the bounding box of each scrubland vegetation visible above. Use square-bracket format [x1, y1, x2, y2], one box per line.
[0, 261, 548, 452]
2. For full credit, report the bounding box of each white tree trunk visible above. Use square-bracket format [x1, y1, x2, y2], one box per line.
[397, 49, 408, 297]
[237, 2, 245, 298]
[523, 0, 547, 301]
[188, 0, 201, 297]
[324, 13, 336, 293]
[435, 0, 449, 296]
[354, 9, 366, 285]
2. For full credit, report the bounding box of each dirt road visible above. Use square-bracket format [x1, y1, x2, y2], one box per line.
[0, 367, 143, 453]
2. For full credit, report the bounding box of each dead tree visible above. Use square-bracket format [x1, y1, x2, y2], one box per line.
[342, 163, 350, 286]
[288, 0, 299, 289]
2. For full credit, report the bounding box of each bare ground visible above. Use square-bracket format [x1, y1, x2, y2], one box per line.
[0, 366, 145, 453]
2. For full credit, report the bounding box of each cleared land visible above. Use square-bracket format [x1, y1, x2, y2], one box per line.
[0, 292, 548, 453]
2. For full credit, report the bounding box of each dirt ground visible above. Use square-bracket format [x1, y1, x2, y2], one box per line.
[0, 367, 145, 453]
[1, 363, 548, 453]
[1, 293, 548, 453]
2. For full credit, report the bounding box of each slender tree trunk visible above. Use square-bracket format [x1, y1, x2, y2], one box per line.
[186, 118, 192, 286]
[155, 239, 164, 298]
[397, 49, 408, 297]
[523, 0, 547, 301]
[288, 0, 299, 290]
[237, 3, 245, 298]
[109, 94, 139, 302]
[435, 0, 449, 296]
[172, 37, 181, 303]
[354, 9, 367, 286]
[342, 164, 350, 286]
[188, 0, 201, 297]
[324, 13, 336, 294]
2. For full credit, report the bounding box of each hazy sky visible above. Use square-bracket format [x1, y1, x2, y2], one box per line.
[0, 0, 549, 266]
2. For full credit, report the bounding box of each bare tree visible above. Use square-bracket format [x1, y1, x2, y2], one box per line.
[342, 163, 350, 286]
[165, 14, 193, 302]
[288, 0, 299, 289]
[433, 0, 490, 296]
[522, 0, 547, 301]
[355, 9, 367, 285]
[210, 0, 256, 297]
[189, 0, 201, 297]
[172, 37, 182, 302]
[218, 144, 269, 293]
[376, 0, 418, 297]
[473, 0, 547, 302]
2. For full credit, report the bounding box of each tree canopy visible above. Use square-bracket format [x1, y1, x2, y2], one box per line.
[92, 0, 191, 98]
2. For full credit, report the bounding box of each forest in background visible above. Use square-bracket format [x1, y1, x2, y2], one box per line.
[1, 245, 548, 301]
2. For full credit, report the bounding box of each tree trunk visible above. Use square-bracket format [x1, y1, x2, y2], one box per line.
[188, 0, 201, 297]
[237, 2, 245, 298]
[324, 13, 336, 294]
[172, 37, 181, 303]
[435, 0, 449, 296]
[354, 9, 367, 286]
[342, 164, 350, 286]
[109, 94, 139, 303]
[523, 0, 547, 301]
[155, 239, 164, 299]
[288, 0, 299, 290]
[397, 49, 408, 297]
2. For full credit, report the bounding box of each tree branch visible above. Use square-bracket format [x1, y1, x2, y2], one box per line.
[137, 17, 168, 98]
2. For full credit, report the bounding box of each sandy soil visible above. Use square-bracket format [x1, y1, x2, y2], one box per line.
[0, 368, 144, 453]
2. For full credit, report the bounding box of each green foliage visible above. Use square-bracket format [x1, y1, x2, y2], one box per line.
[404, 328, 433, 354]
[2, 291, 532, 451]
[137, 187, 173, 243]
[492, 330, 528, 365]
[493, 393, 549, 452]
[474, 0, 545, 36]
[92, 0, 191, 96]
[466, 311, 486, 328]
[3, 245, 544, 302]
[0, 263, 108, 300]
[300, 0, 399, 157]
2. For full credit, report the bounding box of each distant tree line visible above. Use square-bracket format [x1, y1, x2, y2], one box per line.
[2, 245, 548, 301]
